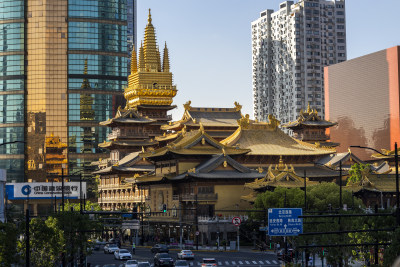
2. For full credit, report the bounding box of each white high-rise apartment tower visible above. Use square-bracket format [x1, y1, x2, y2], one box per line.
[252, 0, 346, 124]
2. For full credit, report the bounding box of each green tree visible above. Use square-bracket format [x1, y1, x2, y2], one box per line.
[18, 217, 64, 267]
[383, 228, 400, 266]
[347, 163, 371, 185]
[0, 222, 19, 266]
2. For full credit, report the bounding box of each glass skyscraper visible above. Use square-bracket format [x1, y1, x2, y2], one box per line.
[0, 0, 136, 199]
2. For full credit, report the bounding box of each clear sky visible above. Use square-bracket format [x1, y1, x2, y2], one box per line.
[137, 0, 400, 120]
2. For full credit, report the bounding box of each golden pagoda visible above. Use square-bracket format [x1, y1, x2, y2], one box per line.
[124, 9, 177, 107]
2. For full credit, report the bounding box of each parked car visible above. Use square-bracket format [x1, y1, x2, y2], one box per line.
[201, 258, 217, 267]
[154, 253, 174, 267]
[174, 260, 190, 267]
[151, 244, 169, 253]
[177, 250, 194, 260]
[137, 261, 151, 267]
[124, 259, 139, 267]
[104, 243, 119, 254]
[114, 249, 133, 260]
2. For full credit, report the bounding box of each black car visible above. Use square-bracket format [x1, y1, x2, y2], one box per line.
[154, 253, 174, 267]
[151, 244, 169, 253]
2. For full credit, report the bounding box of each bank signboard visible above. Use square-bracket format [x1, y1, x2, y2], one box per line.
[6, 182, 86, 200]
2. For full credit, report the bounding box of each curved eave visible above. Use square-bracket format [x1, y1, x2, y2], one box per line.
[99, 140, 158, 148]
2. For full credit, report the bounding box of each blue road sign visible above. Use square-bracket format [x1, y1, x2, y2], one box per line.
[268, 208, 303, 236]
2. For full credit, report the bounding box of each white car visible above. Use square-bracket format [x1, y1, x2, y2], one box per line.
[125, 259, 138, 267]
[177, 250, 194, 260]
[104, 243, 119, 254]
[114, 249, 132, 260]
[137, 262, 151, 267]
[201, 258, 217, 267]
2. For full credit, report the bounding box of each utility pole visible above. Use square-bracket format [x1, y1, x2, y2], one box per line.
[79, 173, 83, 214]
[61, 167, 64, 212]
[304, 170, 307, 211]
[25, 208, 29, 267]
[195, 194, 199, 250]
[395, 142, 399, 226]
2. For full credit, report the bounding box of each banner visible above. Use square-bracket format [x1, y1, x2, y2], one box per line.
[6, 182, 87, 200]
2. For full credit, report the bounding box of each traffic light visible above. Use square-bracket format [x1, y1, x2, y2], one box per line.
[162, 204, 167, 213]
[322, 247, 325, 256]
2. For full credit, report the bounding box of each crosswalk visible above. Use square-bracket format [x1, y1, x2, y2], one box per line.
[95, 259, 281, 267]
[192, 260, 280, 266]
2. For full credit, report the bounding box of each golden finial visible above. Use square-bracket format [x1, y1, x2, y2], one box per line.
[278, 155, 284, 170]
[183, 100, 192, 111]
[201, 137, 205, 145]
[163, 42, 170, 73]
[307, 102, 311, 113]
[222, 147, 226, 156]
[237, 114, 250, 129]
[148, 9, 152, 24]
[257, 166, 264, 173]
[268, 114, 280, 129]
[223, 161, 228, 168]
[142, 146, 145, 152]
[199, 122, 204, 134]
[234, 101, 242, 111]
[130, 45, 138, 74]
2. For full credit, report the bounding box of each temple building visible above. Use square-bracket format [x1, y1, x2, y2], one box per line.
[161, 101, 244, 141]
[96, 10, 176, 211]
[283, 104, 338, 148]
[220, 114, 336, 168]
[242, 159, 319, 203]
[132, 125, 263, 245]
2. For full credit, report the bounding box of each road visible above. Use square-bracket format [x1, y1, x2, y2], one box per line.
[87, 247, 281, 267]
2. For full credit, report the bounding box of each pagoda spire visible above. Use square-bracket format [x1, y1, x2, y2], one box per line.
[143, 9, 158, 71]
[138, 42, 145, 71]
[163, 42, 170, 72]
[130, 45, 138, 74]
[156, 46, 162, 72]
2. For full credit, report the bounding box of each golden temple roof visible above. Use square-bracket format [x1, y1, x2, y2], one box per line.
[221, 115, 335, 156]
[283, 103, 337, 129]
[244, 162, 318, 191]
[345, 169, 397, 193]
[161, 101, 243, 131]
[124, 9, 177, 108]
[141, 126, 250, 159]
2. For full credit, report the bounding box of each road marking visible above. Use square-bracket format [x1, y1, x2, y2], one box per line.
[266, 260, 271, 264]
[245, 261, 250, 264]
[272, 260, 278, 264]
[258, 261, 263, 264]
[232, 261, 236, 265]
[225, 261, 230, 265]
[252, 261, 257, 264]
[239, 261, 243, 264]
[218, 262, 222, 265]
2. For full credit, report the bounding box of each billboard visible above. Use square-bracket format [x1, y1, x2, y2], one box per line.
[6, 182, 87, 200]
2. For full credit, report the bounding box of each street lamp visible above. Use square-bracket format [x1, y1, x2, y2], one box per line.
[350, 144, 400, 226]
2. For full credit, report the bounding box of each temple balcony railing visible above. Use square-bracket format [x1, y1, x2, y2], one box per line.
[180, 193, 218, 202]
[108, 131, 149, 140]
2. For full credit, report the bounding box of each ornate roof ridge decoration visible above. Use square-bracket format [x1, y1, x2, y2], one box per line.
[140, 125, 250, 158]
[245, 163, 315, 190]
[283, 103, 337, 128]
[372, 148, 400, 159]
[161, 102, 243, 131]
[124, 9, 177, 108]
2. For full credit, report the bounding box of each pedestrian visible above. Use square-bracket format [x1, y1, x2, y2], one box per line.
[132, 242, 136, 254]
